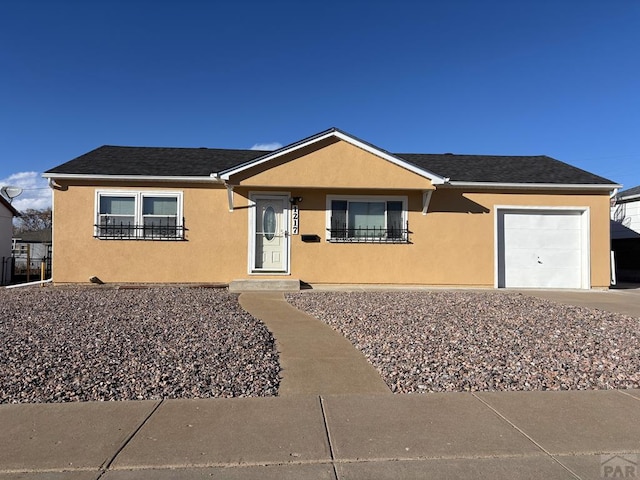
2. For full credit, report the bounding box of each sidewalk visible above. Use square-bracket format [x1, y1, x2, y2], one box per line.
[1, 390, 639, 479]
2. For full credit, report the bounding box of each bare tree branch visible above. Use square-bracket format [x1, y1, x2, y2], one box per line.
[14, 208, 52, 234]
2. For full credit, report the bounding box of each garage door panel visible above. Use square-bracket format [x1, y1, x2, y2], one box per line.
[540, 250, 581, 268]
[505, 249, 580, 269]
[498, 209, 587, 289]
[511, 269, 581, 289]
[504, 229, 581, 251]
[504, 212, 581, 230]
[505, 263, 582, 288]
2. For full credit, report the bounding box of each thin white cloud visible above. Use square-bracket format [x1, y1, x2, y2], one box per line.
[0, 172, 51, 212]
[250, 142, 283, 151]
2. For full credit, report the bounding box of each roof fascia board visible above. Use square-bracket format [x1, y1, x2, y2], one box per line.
[618, 193, 640, 202]
[219, 129, 448, 184]
[42, 173, 224, 183]
[444, 181, 622, 191]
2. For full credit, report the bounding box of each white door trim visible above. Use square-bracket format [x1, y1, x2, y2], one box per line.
[248, 192, 291, 275]
[494, 206, 591, 289]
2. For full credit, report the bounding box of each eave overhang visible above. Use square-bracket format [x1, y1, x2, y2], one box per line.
[442, 181, 621, 191]
[217, 128, 449, 185]
[42, 173, 225, 184]
[617, 193, 640, 202]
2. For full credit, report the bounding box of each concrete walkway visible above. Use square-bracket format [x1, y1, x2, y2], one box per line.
[238, 292, 390, 395]
[1, 390, 639, 479]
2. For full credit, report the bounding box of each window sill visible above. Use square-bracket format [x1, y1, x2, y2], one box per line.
[94, 236, 185, 241]
[327, 238, 409, 244]
[94, 223, 185, 241]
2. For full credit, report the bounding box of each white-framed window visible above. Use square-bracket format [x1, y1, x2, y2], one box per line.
[326, 195, 409, 243]
[95, 190, 184, 240]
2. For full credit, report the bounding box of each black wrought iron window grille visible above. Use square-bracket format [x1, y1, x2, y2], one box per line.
[328, 220, 410, 243]
[95, 217, 186, 240]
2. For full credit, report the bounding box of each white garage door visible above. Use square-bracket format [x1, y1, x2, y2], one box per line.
[497, 209, 588, 289]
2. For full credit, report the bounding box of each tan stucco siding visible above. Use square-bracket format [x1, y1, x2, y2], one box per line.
[238, 188, 611, 288]
[230, 139, 435, 190]
[51, 182, 250, 283]
[51, 182, 612, 288]
[427, 190, 612, 288]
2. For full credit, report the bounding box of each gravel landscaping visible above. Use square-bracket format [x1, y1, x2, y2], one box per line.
[0, 286, 279, 403]
[286, 291, 640, 393]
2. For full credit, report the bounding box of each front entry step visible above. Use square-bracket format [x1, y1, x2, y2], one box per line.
[229, 279, 301, 292]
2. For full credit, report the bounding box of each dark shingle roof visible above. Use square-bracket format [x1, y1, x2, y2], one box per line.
[14, 228, 51, 243]
[46, 145, 617, 186]
[46, 146, 267, 177]
[395, 153, 615, 185]
[618, 185, 640, 199]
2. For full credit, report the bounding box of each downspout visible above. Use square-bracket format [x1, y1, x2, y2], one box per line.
[609, 187, 619, 287]
[610, 187, 619, 203]
[226, 184, 234, 212]
[210, 173, 234, 212]
[422, 190, 433, 215]
[47, 177, 60, 285]
[5, 278, 53, 289]
[48, 178, 63, 190]
[422, 179, 448, 215]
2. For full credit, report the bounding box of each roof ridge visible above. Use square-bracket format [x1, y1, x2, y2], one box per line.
[94, 145, 557, 159]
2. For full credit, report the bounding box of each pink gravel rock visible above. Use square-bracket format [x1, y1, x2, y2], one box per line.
[286, 291, 640, 393]
[0, 286, 279, 403]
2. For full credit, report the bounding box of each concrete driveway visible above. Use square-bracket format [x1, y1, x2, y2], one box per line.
[309, 282, 640, 318]
[515, 284, 640, 318]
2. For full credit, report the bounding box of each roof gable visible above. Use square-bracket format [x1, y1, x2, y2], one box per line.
[228, 137, 437, 189]
[218, 128, 448, 185]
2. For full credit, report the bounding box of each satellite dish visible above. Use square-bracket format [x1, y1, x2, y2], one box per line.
[1, 186, 23, 203]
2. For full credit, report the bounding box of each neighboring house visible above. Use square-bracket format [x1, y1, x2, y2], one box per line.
[611, 185, 640, 281]
[44, 128, 619, 289]
[0, 195, 20, 285]
[12, 228, 53, 280]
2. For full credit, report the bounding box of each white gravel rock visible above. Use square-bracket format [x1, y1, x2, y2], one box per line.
[286, 291, 640, 393]
[0, 286, 279, 403]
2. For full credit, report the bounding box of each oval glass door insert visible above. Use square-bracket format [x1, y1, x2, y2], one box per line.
[263, 206, 276, 241]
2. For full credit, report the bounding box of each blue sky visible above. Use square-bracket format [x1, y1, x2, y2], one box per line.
[1, 0, 638, 211]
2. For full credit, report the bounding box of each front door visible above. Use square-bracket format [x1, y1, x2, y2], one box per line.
[252, 195, 289, 272]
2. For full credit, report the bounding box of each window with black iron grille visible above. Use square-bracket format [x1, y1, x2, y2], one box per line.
[328, 198, 409, 243]
[95, 191, 185, 240]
